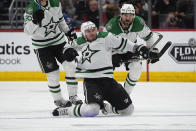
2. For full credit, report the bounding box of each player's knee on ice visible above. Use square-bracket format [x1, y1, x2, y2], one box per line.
[118, 104, 134, 116]
[81, 103, 100, 117]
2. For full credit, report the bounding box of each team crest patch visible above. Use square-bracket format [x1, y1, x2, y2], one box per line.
[26, 7, 33, 14]
[139, 18, 145, 25]
[106, 24, 112, 30]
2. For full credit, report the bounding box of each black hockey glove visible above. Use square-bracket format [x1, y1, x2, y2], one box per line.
[136, 45, 149, 59]
[63, 48, 79, 62]
[112, 54, 122, 69]
[66, 29, 77, 41]
[136, 45, 159, 60]
[32, 10, 44, 25]
[149, 48, 159, 64]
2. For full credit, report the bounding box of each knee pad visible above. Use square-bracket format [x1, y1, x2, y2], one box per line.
[46, 70, 60, 86]
[62, 60, 77, 77]
[118, 104, 134, 116]
[81, 103, 100, 117]
[128, 61, 142, 81]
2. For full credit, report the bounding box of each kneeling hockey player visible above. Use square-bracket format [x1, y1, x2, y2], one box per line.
[52, 21, 159, 117]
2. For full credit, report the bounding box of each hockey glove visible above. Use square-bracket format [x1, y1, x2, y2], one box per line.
[136, 45, 159, 60]
[66, 29, 77, 41]
[136, 45, 149, 59]
[63, 48, 79, 62]
[112, 54, 122, 69]
[32, 10, 44, 25]
[149, 48, 159, 64]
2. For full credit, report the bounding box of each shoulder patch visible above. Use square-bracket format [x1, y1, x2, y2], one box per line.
[139, 17, 145, 25]
[25, 0, 39, 14]
[76, 37, 87, 45]
[105, 17, 122, 35]
[26, 7, 33, 14]
[106, 24, 112, 31]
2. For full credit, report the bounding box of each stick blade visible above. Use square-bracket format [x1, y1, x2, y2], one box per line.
[159, 41, 172, 58]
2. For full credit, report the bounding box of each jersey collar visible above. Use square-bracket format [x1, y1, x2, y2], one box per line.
[34, 0, 50, 10]
[118, 17, 133, 34]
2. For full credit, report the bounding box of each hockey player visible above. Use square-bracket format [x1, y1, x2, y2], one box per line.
[52, 21, 159, 117]
[24, 0, 82, 107]
[104, 4, 161, 95]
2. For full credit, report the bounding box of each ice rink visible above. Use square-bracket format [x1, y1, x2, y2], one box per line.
[0, 81, 196, 131]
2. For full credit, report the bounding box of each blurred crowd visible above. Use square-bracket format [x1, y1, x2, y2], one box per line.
[60, 0, 195, 29]
[0, 0, 194, 29]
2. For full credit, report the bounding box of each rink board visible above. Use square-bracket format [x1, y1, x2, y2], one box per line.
[0, 72, 195, 82]
[0, 30, 195, 82]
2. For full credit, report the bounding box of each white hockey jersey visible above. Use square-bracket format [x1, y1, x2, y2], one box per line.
[24, 0, 69, 49]
[104, 16, 155, 47]
[69, 32, 140, 78]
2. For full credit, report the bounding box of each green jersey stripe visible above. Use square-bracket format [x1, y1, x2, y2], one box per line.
[114, 38, 124, 50]
[32, 34, 65, 47]
[66, 82, 78, 85]
[76, 66, 113, 73]
[32, 33, 61, 42]
[50, 89, 61, 93]
[121, 39, 127, 52]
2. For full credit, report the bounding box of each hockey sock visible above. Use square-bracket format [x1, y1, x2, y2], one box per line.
[48, 85, 63, 100]
[65, 76, 78, 97]
[67, 103, 100, 117]
[124, 73, 137, 94]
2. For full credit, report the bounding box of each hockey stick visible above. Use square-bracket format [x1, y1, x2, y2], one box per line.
[122, 41, 172, 62]
[38, 0, 42, 27]
[149, 32, 163, 51]
[157, 41, 172, 58]
[147, 41, 172, 61]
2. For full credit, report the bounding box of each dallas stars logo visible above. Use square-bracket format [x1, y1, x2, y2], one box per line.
[43, 17, 58, 37]
[82, 45, 100, 63]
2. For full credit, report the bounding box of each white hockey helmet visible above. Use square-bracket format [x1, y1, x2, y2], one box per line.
[81, 21, 97, 36]
[120, 4, 135, 15]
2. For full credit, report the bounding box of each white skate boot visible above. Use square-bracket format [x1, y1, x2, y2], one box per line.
[52, 107, 68, 116]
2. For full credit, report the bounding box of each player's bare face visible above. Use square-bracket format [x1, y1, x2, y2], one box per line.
[40, 0, 47, 6]
[121, 14, 134, 29]
[84, 28, 97, 42]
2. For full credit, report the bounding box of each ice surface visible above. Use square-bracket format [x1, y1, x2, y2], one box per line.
[0, 81, 196, 131]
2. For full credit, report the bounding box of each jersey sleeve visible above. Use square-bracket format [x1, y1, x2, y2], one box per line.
[137, 24, 155, 47]
[64, 39, 82, 52]
[58, 2, 70, 33]
[24, 6, 39, 35]
[135, 17, 155, 47]
[106, 33, 139, 53]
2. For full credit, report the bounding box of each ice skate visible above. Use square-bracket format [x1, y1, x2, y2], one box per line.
[52, 107, 68, 116]
[69, 95, 83, 105]
[54, 99, 72, 107]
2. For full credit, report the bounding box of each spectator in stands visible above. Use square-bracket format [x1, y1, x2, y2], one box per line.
[82, 0, 107, 28]
[60, 0, 75, 17]
[63, 13, 82, 29]
[119, 0, 131, 8]
[152, 0, 177, 28]
[105, 4, 120, 23]
[175, 0, 194, 28]
[73, 0, 89, 23]
[134, 0, 148, 22]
